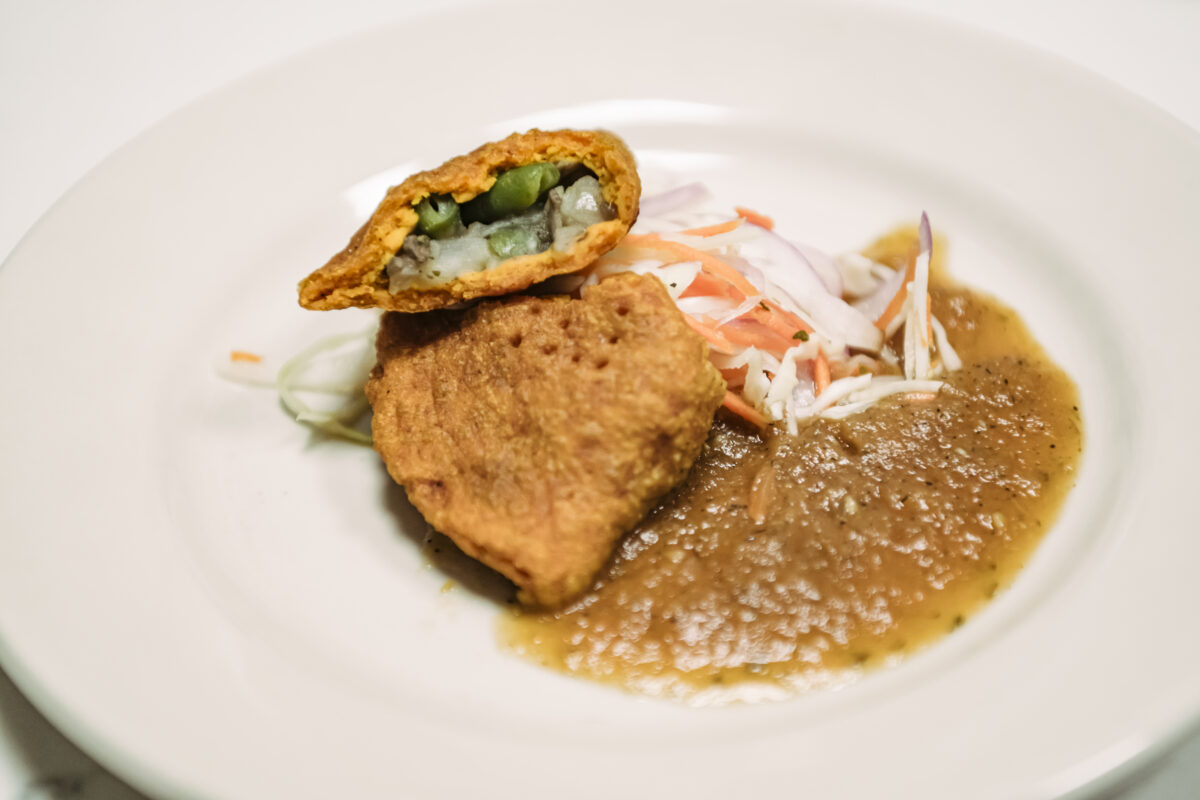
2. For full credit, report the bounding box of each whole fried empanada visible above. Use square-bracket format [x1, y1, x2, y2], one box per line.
[365, 273, 724, 607]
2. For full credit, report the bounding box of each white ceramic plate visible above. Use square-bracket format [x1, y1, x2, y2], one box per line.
[2, 2, 1198, 798]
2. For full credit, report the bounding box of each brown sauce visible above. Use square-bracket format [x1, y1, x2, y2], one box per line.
[502, 275, 1083, 701]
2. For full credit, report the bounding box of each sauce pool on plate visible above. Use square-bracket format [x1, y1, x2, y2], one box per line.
[502, 235, 1083, 702]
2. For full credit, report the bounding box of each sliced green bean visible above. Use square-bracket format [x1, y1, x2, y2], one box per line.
[535, 162, 560, 193]
[486, 226, 541, 259]
[464, 163, 560, 223]
[415, 195, 461, 239]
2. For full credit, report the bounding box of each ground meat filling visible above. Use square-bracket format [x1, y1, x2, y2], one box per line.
[386, 164, 615, 293]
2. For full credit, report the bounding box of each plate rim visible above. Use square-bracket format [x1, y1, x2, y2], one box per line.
[2, 2, 1199, 798]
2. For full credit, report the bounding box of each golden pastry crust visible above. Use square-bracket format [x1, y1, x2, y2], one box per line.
[298, 129, 640, 313]
[365, 273, 725, 608]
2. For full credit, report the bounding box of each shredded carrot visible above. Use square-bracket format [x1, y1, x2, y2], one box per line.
[230, 350, 263, 364]
[720, 366, 748, 389]
[621, 235, 759, 298]
[748, 305, 811, 343]
[813, 350, 831, 395]
[874, 247, 918, 331]
[620, 233, 672, 248]
[722, 390, 768, 428]
[682, 314, 738, 354]
[720, 319, 794, 358]
[677, 218, 743, 238]
[761, 299, 812, 335]
[680, 271, 743, 301]
[632, 231, 816, 360]
[735, 206, 775, 230]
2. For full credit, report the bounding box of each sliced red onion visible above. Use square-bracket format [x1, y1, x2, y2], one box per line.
[852, 262, 906, 324]
[639, 182, 711, 218]
[749, 225, 843, 297]
[742, 224, 883, 351]
[723, 255, 810, 328]
[724, 253, 769, 290]
[744, 223, 824, 287]
[795, 242, 843, 297]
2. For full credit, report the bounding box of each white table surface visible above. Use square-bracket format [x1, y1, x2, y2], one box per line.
[2, 1, 1197, 798]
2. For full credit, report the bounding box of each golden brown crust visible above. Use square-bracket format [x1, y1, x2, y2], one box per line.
[298, 129, 640, 313]
[364, 273, 725, 608]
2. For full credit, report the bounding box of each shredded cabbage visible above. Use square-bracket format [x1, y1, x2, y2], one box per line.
[274, 327, 376, 444]
[219, 325, 377, 445]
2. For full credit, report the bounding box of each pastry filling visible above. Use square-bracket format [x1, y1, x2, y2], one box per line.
[386, 164, 615, 292]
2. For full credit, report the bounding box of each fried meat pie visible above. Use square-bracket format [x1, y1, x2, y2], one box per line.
[365, 273, 725, 607]
[299, 129, 640, 313]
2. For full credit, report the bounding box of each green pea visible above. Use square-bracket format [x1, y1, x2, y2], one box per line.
[487, 226, 540, 259]
[415, 195, 461, 239]
[464, 163, 560, 223]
